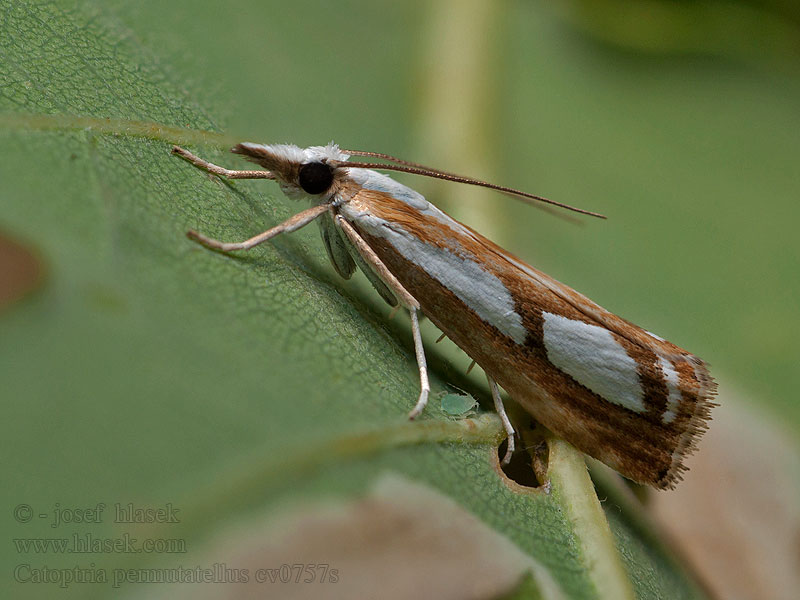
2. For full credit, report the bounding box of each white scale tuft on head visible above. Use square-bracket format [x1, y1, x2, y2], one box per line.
[236, 142, 349, 165]
[305, 142, 350, 163]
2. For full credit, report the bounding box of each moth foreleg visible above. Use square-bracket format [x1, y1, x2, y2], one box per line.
[334, 215, 429, 419]
[488, 376, 515, 465]
[172, 146, 275, 180]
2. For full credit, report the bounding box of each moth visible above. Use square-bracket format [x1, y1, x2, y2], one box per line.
[173, 142, 716, 489]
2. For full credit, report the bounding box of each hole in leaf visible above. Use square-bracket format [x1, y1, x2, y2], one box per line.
[497, 422, 549, 489]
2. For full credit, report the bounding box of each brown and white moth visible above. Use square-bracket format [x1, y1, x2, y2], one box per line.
[173, 142, 716, 490]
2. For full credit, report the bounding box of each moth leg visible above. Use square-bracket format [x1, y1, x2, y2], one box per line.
[334, 216, 430, 419]
[334, 216, 418, 309]
[407, 308, 431, 420]
[188, 203, 330, 252]
[172, 146, 275, 180]
[488, 376, 515, 465]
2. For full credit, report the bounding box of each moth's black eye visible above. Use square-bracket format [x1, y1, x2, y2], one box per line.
[298, 162, 334, 195]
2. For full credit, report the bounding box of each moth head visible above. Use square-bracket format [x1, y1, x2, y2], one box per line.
[232, 142, 349, 199]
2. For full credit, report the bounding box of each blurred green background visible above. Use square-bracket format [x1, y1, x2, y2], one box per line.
[2, 1, 799, 598]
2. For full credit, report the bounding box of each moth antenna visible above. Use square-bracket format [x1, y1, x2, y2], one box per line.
[341, 149, 449, 172]
[333, 157, 606, 219]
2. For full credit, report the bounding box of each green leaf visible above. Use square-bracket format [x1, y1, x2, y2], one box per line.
[0, 2, 727, 599]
